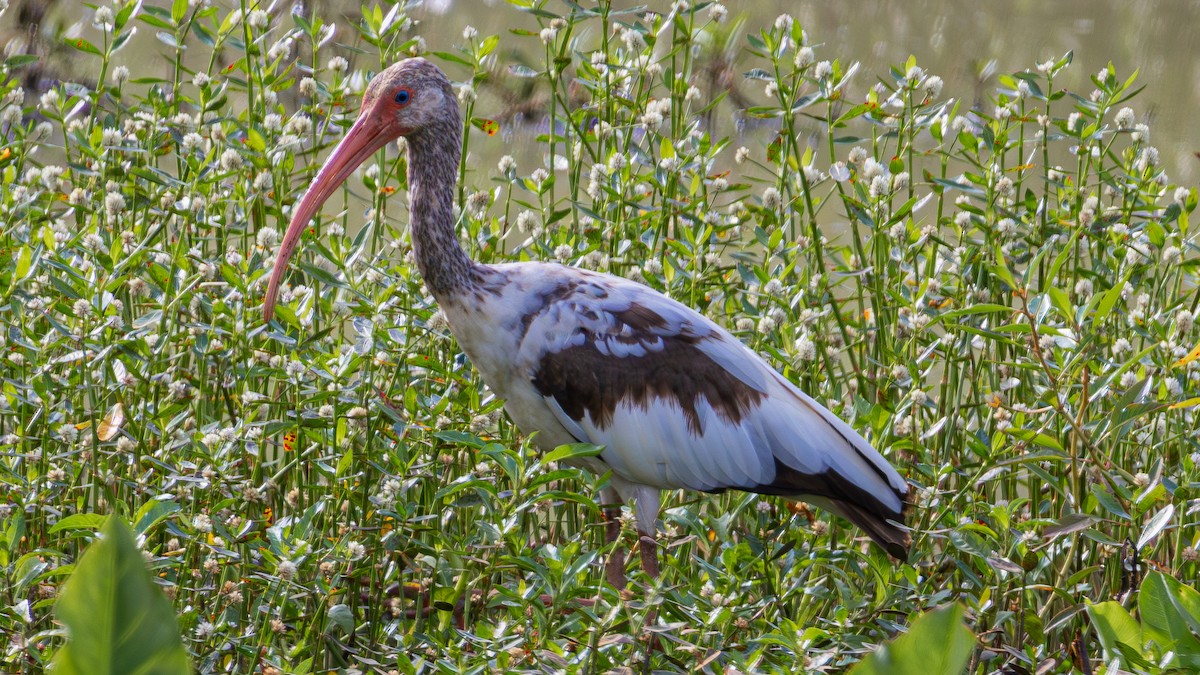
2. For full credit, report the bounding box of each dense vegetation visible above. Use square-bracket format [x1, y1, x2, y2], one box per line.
[1, 1, 1198, 672]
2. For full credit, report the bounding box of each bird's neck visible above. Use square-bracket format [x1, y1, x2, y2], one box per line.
[406, 115, 475, 300]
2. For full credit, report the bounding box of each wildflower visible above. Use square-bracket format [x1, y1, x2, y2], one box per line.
[285, 359, 306, 378]
[462, 25, 478, 41]
[762, 187, 781, 210]
[30, 121, 51, 142]
[923, 75, 943, 99]
[1167, 378, 1183, 397]
[1112, 337, 1132, 356]
[708, 2, 727, 22]
[267, 36, 294, 62]
[1163, 245, 1183, 266]
[1132, 123, 1150, 143]
[168, 380, 191, 399]
[193, 513, 213, 533]
[622, 28, 646, 53]
[1115, 107, 1136, 130]
[813, 61, 833, 80]
[220, 148, 243, 172]
[457, 84, 476, 105]
[1136, 146, 1159, 173]
[196, 622, 215, 640]
[277, 559, 297, 580]
[248, 9, 269, 30]
[794, 334, 816, 361]
[512, 211, 536, 234]
[104, 190, 126, 217]
[540, 27, 557, 44]
[734, 146, 750, 164]
[774, 14, 793, 31]
[256, 227, 279, 248]
[319, 404, 334, 419]
[1177, 309, 1194, 334]
[410, 36, 427, 56]
[893, 415, 912, 436]
[869, 175, 889, 200]
[640, 110, 664, 132]
[553, 244, 573, 262]
[795, 47, 814, 69]
[644, 258, 663, 275]
[328, 56, 349, 73]
[93, 5, 114, 30]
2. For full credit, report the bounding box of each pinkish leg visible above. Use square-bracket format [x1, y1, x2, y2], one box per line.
[604, 507, 627, 590]
[637, 530, 659, 579]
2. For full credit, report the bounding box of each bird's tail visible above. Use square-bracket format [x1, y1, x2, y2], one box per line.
[818, 485, 916, 561]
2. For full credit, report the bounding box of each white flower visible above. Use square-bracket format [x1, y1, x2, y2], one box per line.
[93, 5, 114, 30]
[1112, 337, 1132, 356]
[923, 75, 943, 99]
[813, 61, 833, 80]
[762, 187, 781, 210]
[462, 25, 478, 41]
[794, 334, 816, 361]
[734, 146, 750, 164]
[1114, 107, 1136, 130]
[277, 559, 297, 580]
[247, 9, 269, 30]
[795, 47, 814, 69]
[554, 244, 573, 261]
[708, 2, 727, 22]
[220, 148, 243, 172]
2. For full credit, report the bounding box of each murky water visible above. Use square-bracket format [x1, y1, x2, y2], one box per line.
[4, 0, 1199, 183]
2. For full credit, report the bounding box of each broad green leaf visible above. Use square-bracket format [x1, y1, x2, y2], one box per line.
[1139, 571, 1200, 660]
[543, 442, 605, 465]
[49, 513, 109, 534]
[51, 518, 190, 675]
[849, 604, 974, 675]
[1087, 601, 1145, 664]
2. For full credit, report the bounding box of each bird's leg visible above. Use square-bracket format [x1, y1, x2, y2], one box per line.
[637, 530, 660, 579]
[603, 506, 627, 590]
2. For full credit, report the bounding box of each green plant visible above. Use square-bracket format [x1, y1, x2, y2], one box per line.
[51, 517, 189, 675]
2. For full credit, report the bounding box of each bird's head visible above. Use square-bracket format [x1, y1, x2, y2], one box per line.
[262, 57, 456, 321]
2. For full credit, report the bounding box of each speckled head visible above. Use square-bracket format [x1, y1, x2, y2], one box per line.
[262, 58, 457, 320]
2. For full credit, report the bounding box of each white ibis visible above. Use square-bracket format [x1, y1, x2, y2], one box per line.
[263, 58, 913, 586]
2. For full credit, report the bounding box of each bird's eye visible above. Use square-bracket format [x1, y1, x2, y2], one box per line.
[394, 88, 412, 106]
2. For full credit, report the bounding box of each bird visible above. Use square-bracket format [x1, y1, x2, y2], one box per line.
[263, 58, 913, 587]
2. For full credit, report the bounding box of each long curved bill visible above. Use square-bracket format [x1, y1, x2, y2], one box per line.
[262, 113, 393, 321]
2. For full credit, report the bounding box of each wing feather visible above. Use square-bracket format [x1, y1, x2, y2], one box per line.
[515, 267, 911, 558]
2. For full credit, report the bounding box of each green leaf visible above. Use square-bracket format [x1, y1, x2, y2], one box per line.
[49, 513, 109, 534]
[1087, 601, 1146, 664]
[849, 604, 974, 675]
[1136, 504, 1173, 551]
[542, 442, 605, 465]
[51, 518, 190, 675]
[1140, 571, 1200, 658]
[134, 499, 180, 536]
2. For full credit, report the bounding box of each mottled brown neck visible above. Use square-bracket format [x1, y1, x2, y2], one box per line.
[406, 97, 474, 299]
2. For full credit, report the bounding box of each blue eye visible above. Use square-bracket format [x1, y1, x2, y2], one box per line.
[394, 89, 411, 105]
